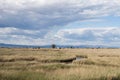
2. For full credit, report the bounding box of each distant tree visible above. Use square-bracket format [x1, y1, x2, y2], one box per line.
[59, 47, 61, 49]
[97, 47, 100, 49]
[38, 47, 40, 49]
[51, 44, 56, 48]
[70, 46, 73, 48]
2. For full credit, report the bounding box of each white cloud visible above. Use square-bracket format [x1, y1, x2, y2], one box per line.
[0, 27, 39, 35]
[0, 0, 120, 29]
[0, 27, 56, 45]
[0, 27, 120, 46]
[54, 27, 120, 46]
[0, 0, 120, 46]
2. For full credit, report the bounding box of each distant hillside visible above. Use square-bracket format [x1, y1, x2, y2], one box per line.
[0, 43, 119, 48]
[0, 43, 29, 48]
[0, 43, 52, 48]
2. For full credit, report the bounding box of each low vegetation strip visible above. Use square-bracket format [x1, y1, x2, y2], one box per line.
[98, 55, 120, 57]
[90, 74, 120, 80]
[0, 55, 88, 63]
[0, 57, 36, 62]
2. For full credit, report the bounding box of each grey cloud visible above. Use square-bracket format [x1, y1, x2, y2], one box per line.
[55, 27, 120, 45]
[0, 0, 120, 46]
[0, 0, 120, 30]
[0, 27, 120, 46]
[0, 27, 47, 39]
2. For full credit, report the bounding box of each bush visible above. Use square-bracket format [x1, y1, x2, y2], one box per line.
[51, 44, 56, 48]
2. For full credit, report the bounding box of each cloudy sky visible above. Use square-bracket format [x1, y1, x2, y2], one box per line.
[0, 0, 120, 46]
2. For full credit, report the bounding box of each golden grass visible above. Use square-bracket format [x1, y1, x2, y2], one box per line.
[0, 48, 120, 80]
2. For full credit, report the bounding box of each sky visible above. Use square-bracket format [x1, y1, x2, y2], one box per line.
[0, 0, 120, 47]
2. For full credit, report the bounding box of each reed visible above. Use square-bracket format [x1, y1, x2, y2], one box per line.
[0, 48, 120, 80]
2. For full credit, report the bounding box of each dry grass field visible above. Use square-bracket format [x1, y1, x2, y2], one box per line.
[0, 48, 120, 80]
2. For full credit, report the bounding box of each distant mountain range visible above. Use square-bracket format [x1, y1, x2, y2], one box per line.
[0, 43, 119, 48]
[0, 43, 50, 48]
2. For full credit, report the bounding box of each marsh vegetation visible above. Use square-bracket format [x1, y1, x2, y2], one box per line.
[0, 48, 120, 80]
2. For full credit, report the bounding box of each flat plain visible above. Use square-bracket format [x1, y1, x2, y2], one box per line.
[0, 48, 120, 80]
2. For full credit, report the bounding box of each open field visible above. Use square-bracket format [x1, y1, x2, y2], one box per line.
[0, 48, 120, 80]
